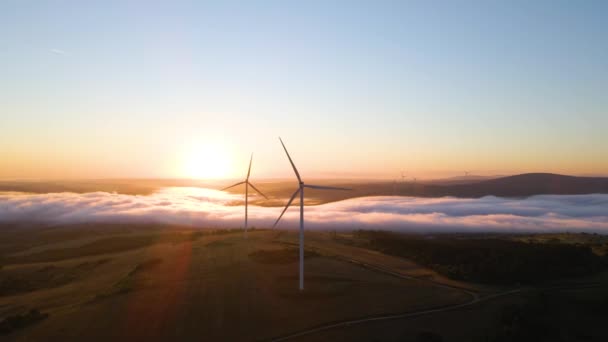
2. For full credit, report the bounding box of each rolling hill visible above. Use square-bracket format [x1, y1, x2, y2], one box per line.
[1, 174, 607, 206]
[254, 173, 608, 204]
[428, 173, 608, 197]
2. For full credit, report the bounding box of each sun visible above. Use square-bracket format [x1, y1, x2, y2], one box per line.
[182, 144, 232, 179]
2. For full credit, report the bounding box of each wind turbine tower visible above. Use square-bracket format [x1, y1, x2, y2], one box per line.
[273, 138, 351, 290]
[222, 154, 268, 237]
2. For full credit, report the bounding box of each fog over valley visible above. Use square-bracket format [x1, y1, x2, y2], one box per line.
[2, 187, 607, 233]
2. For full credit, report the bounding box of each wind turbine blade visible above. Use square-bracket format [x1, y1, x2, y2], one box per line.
[247, 182, 268, 200]
[304, 184, 352, 191]
[246, 153, 253, 180]
[221, 181, 246, 191]
[279, 137, 302, 183]
[273, 188, 300, 228]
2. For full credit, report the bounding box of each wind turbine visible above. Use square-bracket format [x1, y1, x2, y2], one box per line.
[221, 153, 268, 237]
[273, 138, 351, 290]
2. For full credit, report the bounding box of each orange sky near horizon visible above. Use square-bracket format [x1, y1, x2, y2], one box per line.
[1, 133, 606, 180]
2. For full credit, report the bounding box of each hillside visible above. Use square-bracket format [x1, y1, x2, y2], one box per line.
[2, 174, 607, 206]
[435, 173, 608, 197]
[251, 173, 608, 204]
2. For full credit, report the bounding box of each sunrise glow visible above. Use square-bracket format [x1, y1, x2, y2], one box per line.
[181, 144, 232, 179]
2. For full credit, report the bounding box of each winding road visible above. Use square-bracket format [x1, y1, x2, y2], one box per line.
[267, 235, 605, 341]
[266, 239, 520, 342]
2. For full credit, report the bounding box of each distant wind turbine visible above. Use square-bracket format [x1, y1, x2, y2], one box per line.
[222, 153, 268, 237]
[273, 138, 351, 290]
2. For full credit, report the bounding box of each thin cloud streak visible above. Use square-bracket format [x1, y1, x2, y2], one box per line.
[1, 188, 607, 233]
[50, 48, 67, 56]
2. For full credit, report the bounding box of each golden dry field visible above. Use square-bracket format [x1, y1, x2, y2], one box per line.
[1, 225, 607, 341]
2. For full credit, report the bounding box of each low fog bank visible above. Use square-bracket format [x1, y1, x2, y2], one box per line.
[1, 187, 607, 233]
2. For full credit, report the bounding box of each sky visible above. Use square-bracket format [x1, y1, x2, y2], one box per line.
[1, 0, 607, 180]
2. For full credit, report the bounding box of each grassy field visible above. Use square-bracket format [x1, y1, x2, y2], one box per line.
[0, 225, 469, 341]
[1, 225, 606, 341]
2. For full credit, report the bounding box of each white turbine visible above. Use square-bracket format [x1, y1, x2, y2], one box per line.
[273, 137, 351, 290]
[221, 153, 268, 237]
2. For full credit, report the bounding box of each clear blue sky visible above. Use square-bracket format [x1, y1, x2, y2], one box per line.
[1, 1, 607, 179]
